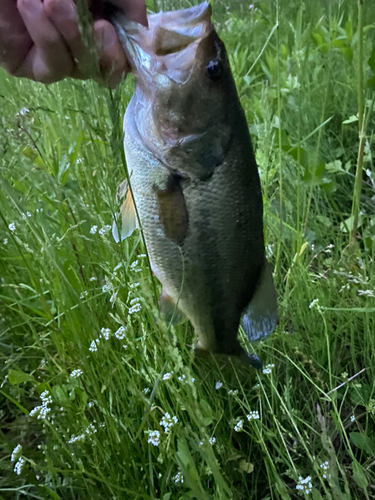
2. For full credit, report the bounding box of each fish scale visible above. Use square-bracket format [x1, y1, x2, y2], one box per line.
[111, 1, 278, 367]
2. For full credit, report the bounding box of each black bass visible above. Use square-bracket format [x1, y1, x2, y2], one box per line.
[111, 1, 277, 368]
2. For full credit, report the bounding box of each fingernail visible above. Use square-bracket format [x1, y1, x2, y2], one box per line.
[20, 0, 43, 18]
[102, 25, 116, 50]
[49, 1, 76, 21]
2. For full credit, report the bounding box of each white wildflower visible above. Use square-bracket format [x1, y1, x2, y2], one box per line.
[215, 381, 223, 390]
[138, 254, 147, 258]
[262, 363, 274, 375]
[113, 263, 123, 272]
[162, 372, 173, 381]
[89, 276, 97, 281]
[19, 107, 29, 116]
[130, 260, 139, 269]
[228, 389, 238, 396]
[14, 457, 25, 475]
[100, 327, 111, 340]
[29, 390, 52, 420]
[129, 282, 140, 289]
[174, 471, 184, 484]
[68, 434, 85, 444]
[350, 415, 355, 422]
[85, 423, 97, 435]
[3, 238, 8, 245]
[98, 225, 111, 236]
[122, 344, 127, 350]
[109, 291, 118, 303]
[89, 340, 98, 352]
[102, 284, 110, 293]
[8, 222, 16, 233]
[309, 299, 319, 309]
[247, 410, 260, 421]
[80, 291, 88, 299]
[296, 475, 312, 495]
[319, 461, 330, 479]
[160, 412, 178, 433]
[11, 444, 22, 463]
[143, 387, 150, 395]
[234, 418, 244, 432]
[115, 326, 126, 339]
[129, 297, 140, 306]
[90, 225, 98, 234]
[209, 437, 216, 445]
[178, 374, 186, 382]
[147, 430, 160, 446]
[70, 369, 83, 378]
[129, 303, 141, 314]
[358, 290, 375, 298]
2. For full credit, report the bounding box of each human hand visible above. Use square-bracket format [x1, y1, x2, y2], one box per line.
[0, 0, 147, 86]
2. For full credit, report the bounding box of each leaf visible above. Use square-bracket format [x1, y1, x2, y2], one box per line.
[352, 460, 368, 490]
[200, 400, 213, 425]
[163, 494, 172, 500]
[368, 47, 375, 71]
[239, 460, 254, 474]
[8, 369, 35, 385]
[350, 432, 375, 455]
[312, 490, 324, 500]
[342, 115, 358, 124]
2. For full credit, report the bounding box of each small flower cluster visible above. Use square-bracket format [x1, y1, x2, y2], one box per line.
[29, 390, 52, 420]
[262, 363, 274, 375]
[14, 457, 25, 475]
[174, 471, 184, 484]
[160, 413, 178, 433]
[177, 374, 195, 384]
[11, 444, 22, 463]
[209, 437, 216, 445]
[162, 371, 173, 381]
[70, 369, 83, 378]
[215, 381, 223, 390]
[319, 461, 329, 479]
[129, 297, 141, 314]
[8, 222, 16, 233]
[228, 389, 238, 396]
[247, 410, 260, 421]
[80, 290, 88, 299]
[147, 430, 160, 446]
[130, 260, 142, 273]
[296, 475, 312, 495]
[89, 339, 99, 352]
[115, 326, 126, 340]
[100, 327, 111, 340]
[234, 418, 244, 432]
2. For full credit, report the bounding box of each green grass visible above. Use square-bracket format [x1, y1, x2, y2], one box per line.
[1, 0, 375, 499]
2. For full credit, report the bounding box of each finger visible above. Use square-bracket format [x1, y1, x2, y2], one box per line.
[44, 0, 94, 79]
[94, 20, 129, 88]
[109, 0, 148, 27]
[16, 0, 74, 82]
[0, 0, 32, 75]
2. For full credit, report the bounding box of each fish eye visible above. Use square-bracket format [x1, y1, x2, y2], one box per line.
[205, 59, 222, 81]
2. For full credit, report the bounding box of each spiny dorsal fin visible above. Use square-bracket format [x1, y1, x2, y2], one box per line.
[112, 181, 139, 243]
[242, 261, 278, 342]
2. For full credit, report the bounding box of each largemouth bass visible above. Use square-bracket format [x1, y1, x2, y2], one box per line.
[111, 1, 278, 368]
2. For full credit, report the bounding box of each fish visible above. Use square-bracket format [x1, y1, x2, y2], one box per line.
[110, 1, 278, 368]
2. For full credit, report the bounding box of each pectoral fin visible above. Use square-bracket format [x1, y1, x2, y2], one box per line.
[153, 173, 189, 246]
[242, 261, 278, 342]
[159, 288, 185, 325]
[112, 182, 139, 243]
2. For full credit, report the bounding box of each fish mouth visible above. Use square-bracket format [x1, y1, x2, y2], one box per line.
[110, 1, 213, 85]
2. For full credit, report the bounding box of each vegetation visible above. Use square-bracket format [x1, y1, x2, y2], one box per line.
[1, 0, 374, 498]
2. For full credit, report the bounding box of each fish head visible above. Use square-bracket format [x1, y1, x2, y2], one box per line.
[112, 2, 240, 176]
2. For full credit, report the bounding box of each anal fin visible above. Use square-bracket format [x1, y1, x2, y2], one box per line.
[242, 261, 278, 342]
